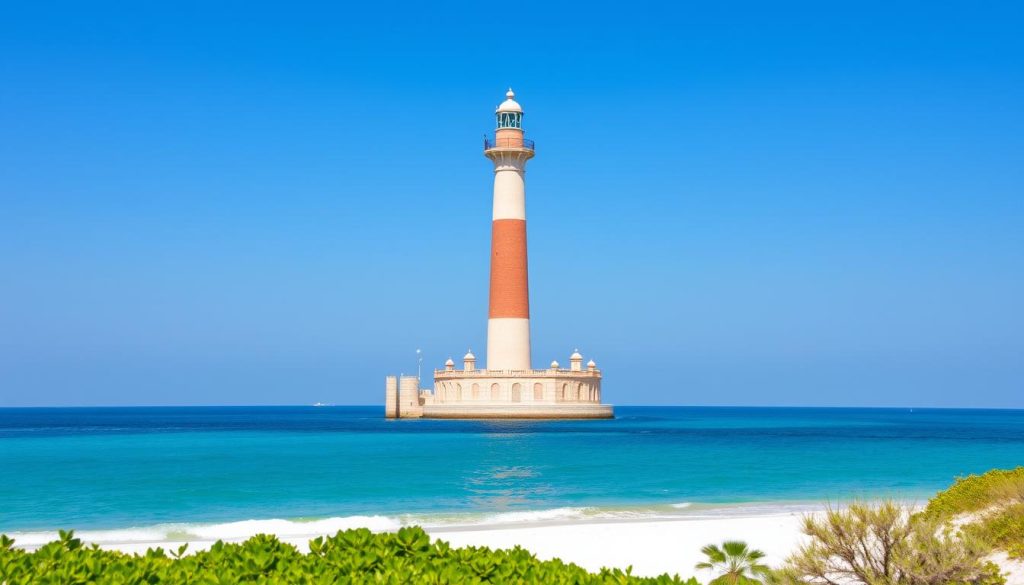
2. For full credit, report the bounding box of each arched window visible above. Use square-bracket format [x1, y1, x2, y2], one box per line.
[560, 383, 568, 402]
[490, 383, 501, 401]
[533, 383, 543, 401]
[456, 384, 463, 401]
[576, 383, 583, 402]
[471, 383, 480, 400]
[511, 383, 521, 403]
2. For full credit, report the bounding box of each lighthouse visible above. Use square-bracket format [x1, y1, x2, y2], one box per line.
[485, 89, 534, 371]
[383, 89, 612, 419]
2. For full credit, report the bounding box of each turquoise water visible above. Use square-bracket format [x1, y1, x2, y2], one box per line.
[2, 406, 1023, 537]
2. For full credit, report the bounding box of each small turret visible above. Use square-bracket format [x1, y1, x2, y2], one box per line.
[570, 349, 583, 372]
[463, 350, 477, 371]
[550, 359, 560, 370]
[587, 359, 597, 372]
[444, 357, 455, 372]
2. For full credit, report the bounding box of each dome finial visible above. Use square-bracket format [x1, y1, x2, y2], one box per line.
[496, 89, 523, 114]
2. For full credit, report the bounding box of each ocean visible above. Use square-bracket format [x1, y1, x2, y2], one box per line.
[1, 406, 1022, 544]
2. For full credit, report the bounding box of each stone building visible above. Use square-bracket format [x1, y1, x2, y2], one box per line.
[384, 90, 613, 419]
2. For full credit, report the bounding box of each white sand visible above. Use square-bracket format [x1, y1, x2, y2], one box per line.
[432, 513, 807, 579]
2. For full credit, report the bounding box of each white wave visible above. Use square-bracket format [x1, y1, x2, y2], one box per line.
[670, 502, 692, 509]
[471, 507, 594, 525]
[9, 527, 169, 547]
[7, 516, 402, 549]
[183, 515, 402, 540]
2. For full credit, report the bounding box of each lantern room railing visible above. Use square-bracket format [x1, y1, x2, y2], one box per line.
[484, 135, 535, 151]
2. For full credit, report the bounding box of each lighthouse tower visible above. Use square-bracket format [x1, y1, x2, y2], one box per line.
[484, 89, 535, 371]
[383, 89, 612, 419]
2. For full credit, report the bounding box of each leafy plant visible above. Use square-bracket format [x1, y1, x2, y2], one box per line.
[923, 467, 1024, 520]
[920, 467, 1024, 560]
[0, 526, 702, 584]
[774, 501, 1005, 585]
[695, 540, 771, 584]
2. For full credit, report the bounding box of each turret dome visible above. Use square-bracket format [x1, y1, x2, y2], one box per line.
[570, 349, 583, 361]
[587, 359, 596, 368]
[550, 360, 560, 368]
[463, 350, 476, 360]
[445, 358, 455, 367]
[496, 88, 522, 113]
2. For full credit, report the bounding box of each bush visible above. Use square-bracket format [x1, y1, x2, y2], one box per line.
[923, 467, 1024, 519]
[922, 467, 1024, 559]
[774, 501, 1005, 585]
[0, 526, 700, 584]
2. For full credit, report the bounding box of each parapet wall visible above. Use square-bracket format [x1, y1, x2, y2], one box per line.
[385, 368, 612, 419]
[432, 368, 602, 406]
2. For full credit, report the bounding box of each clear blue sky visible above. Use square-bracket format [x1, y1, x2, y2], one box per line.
[1, 1, 1021, 407]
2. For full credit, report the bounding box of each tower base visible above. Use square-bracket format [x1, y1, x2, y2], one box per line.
[384, 368, 613, 420]
[421, 403, 612, 419]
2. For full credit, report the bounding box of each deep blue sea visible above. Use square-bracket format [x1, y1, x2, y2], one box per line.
[2, 406, 1023, 542]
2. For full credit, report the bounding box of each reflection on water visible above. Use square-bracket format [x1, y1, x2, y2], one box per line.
[466, 465, 551, 511]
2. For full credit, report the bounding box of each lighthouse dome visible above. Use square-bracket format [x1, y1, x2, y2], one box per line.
[496, 88, 523, 113]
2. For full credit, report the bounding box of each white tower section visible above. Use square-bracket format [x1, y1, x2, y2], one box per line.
[484, 89, 535, 371]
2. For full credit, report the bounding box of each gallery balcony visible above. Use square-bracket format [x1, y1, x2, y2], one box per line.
[483, 135, 535, 151]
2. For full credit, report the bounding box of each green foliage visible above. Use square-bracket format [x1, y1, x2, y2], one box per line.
[695, 541, 770, 584]
[775, 501, 1005, 585]
[963, 503, 1024, 560]
[922, 467, 1024, 519]
[0, 526, 701, 585]
[922, 467, 1024, 560]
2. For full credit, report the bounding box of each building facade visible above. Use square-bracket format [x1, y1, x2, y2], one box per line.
[384, 90, 613, 419]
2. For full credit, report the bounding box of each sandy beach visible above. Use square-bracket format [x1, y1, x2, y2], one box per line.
[12, 506, 1023, 583]
[14, 509, 809, 579]
[433, 513, 806, 578]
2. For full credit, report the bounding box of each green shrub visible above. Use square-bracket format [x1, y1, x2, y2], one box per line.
[922, 467, 1024, 519]
[961, 503, 1024, 561]
[775, 501, 1005, 585]
[921, 467, 1024, 559]
[0, 526, 700, 584]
